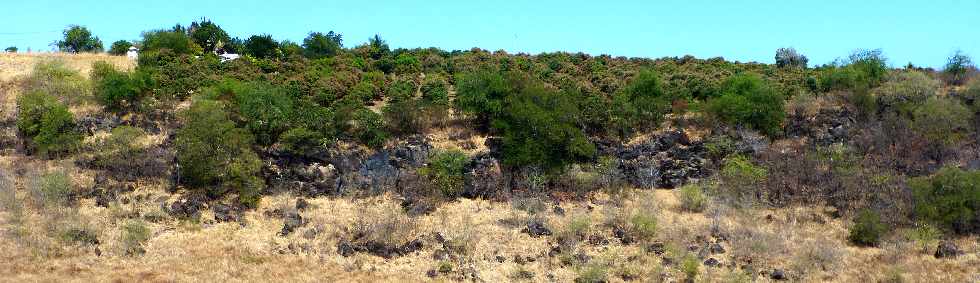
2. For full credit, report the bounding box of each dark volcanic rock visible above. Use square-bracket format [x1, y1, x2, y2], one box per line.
[462, 154, 505, 198]
[616, 130, 706, 189]
[770, 268, 787, 280]
[168, 195, 206, 219]
[212, 203, 240, 222]
[278, 212, 304, 236]
[522, 219, 552, 237]
[935, 241, 961, 258]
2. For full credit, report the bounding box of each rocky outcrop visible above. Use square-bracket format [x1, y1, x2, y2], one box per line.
[264, 135, 432, 197]
[615, 130, 707, 189]
[786, 108, 855, 146]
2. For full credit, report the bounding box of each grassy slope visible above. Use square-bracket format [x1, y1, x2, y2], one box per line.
[0, 53, 977, 282]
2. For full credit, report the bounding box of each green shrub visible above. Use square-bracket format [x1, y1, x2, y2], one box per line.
[818, 49, 889, 92]
[680, 253, 700, 281]
[910, 167, 980, 234]
[16, 91, 81, 157]
[848, 209, 888, 246]
[120, 220, 151, 256]
[277, 127, 325, 157]
[706, 74, 785, 136]
[29, 171, 74, 208]
[334, 98, 388, 148]
[420, 150, 470, 198]
[911, 97, 973, 147]
[454, 70, 512, 125]
[175, 99, 263, 207]
[421, 75, 450, 105]
[609, 69, 672, 139]
[679, 184, 707, 212]
[231, 82, 296, 146]
[875, 71, 940, 113]
[629, 212, 658, 242]
[848, 86, 877, 120]
[574, 264, 608, 283]
[963, 79, 980, 112]
[23, 60, 90, 105]
[905, 224, 941, 253]
[717, 155, 768, 207]
[494, 81, 595, 170]
[91, 62, 148, 111]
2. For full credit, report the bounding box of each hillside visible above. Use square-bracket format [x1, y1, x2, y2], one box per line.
[0, 47, 978, 283]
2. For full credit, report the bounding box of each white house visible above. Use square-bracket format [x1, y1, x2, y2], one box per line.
[219, 53, 240, 63]
[126, 46, 139, 60]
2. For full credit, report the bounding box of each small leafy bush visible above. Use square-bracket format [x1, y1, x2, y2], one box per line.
[706, 74, 785, 136]
[575, 264, 608, 283]
[120, 220, 151, 256]
[420, 149, 470, 198]
[277, 127, 325, 157]
[875, 71, 940, 113]
[911, 97, 973, 147]
[678, 184, 707, 212]
[16, 91, 81, 157]
[91, 62, 148, 111]
[680, 253, 700, 281]
[29, 170, 74, 208]
[910, 167, 980, 234]
[848, 209, 888, 246]
[608, 69, 672, 139]
[717, 155, 768, 207]
[175, 99, 263, 207]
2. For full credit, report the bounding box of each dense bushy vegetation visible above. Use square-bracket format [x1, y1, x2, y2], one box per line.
[16, 91, 81, 157]
[706, 74, 785, 136]
[911, 167, 980, 235]
[175, 99, 263, 206]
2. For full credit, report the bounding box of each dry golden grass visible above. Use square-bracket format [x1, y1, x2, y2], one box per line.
[0, 52, 134, 82]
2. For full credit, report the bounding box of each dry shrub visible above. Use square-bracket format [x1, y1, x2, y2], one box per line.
[434, 208, 481, 258]
[789, 237, 845, 277]
[554, 209, 594, 249]
[603, 190, 659, 243]
[347, 199, 419, 248]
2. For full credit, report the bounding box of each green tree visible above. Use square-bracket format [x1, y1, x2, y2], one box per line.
[848, 209, 888, 246]
[944, 50, 974, 85]
[55, 25, 103, 53]
[141, 30, 202, 55]
[775, 47, 808, 68]
[244, 34, 280, 59]
[189, 18, 230, 53]
[302, 31, 343, 59]
[494, 82, 595, 170]
[108, 40, 132, 56]
[175, 99, 263, 206]
[5, 46, 17, 53]
[610, 69, 672, 139]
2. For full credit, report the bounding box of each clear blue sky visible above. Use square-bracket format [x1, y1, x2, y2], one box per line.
[2, 0, 977, 68]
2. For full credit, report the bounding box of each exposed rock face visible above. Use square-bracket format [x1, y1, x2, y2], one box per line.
[75, 115, 121, 135]
[264, 135, 432, 197]
[786, 108, 855, 146]
[615, 130, 707, 189]
[462, 153, 505, 198]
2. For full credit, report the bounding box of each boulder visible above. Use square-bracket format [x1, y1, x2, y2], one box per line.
[935, 241, 961, 258]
